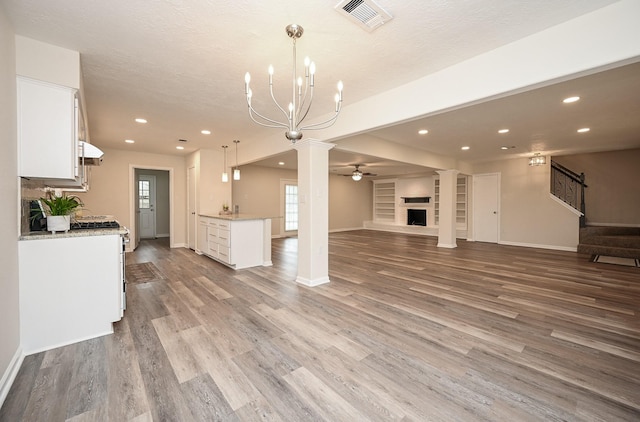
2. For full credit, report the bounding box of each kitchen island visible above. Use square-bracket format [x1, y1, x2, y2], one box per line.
[18, 227, 127, 354]
[197, 213, 275, 269]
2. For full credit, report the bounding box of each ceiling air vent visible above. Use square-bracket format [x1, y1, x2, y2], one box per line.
[335, 0, 393, 32]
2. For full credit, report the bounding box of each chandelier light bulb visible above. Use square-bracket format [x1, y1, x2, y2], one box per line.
[304, 56, 310, 67]
[244, 72, 251, 84]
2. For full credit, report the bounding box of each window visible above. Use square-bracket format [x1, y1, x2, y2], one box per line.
[139, 180, 150, 209]
[285, 184, 298, 231]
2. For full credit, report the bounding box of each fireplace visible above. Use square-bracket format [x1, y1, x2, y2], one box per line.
[407, 209, 427, 226]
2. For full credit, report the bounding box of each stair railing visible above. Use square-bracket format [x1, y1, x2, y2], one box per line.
[550, 160, 588, 227]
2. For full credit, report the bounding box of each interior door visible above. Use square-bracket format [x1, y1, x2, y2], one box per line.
[473, 173, 500, 243]
[138, 174, 156, 239]
[188, 166, 196, 249]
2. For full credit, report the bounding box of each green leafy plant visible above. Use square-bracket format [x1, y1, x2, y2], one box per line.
[40, 193, 84, 216]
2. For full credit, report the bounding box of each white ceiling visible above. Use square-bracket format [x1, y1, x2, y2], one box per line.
[3, 0, 639, 177]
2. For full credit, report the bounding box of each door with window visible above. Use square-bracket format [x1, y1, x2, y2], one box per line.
[138, 174, 156, 239]
[280, 179, 298, 236]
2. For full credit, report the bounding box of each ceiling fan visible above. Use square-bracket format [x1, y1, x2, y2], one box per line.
[340, 164, 377, 181]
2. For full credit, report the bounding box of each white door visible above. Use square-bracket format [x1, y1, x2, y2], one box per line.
[188, 166, 196, 250]
[138, 174, 156, 239]
[280, 179, 298, 236]
[473, 173, 500, 243]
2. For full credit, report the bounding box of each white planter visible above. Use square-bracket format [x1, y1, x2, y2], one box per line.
[47, 215, 71, 233]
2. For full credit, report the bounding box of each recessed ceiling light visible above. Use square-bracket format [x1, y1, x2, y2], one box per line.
[500, 146, 509, 150]
[201, 130, 211, 135]
[135, 118, 147, 123]
[125, 139, 135, 144]
[461, 146, 470, 150]
[577, 127, 590, 133]
[563, 96, 580, 103]
[418, 129, 429, 135]
[176, 146, 185, 150]
[278, 161, 285, 166]
[498, 129, 509, 134]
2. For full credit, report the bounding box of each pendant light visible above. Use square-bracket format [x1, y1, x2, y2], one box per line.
[233, 140, 240, 180]
[221, 145, 229, 182]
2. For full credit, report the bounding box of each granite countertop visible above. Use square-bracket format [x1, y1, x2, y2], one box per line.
[199, 213, 281, 221]
[20, 227, 128, 241]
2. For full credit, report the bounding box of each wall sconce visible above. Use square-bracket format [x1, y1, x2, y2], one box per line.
[528, 153, 546, 166]
[221, 145, 229, 182]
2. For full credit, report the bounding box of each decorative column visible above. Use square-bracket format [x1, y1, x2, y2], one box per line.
[292, 139, 335, 286]
[437, 169, 458, 248]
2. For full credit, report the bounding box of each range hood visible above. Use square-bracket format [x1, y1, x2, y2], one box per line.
[80, 141, 104, 165]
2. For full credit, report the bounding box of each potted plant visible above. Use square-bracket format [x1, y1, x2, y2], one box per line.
[40, 193, 84, 233]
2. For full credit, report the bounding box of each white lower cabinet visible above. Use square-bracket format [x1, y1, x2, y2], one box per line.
[18, 234, 122, 355]
[198, 216, 267, 269]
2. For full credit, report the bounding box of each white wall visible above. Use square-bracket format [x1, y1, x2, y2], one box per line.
[328, 174, 372, 231]
[231, 164, 373, 237]
[232, 165, 297, 237]
[186, 149, 231, 214]
[76, 147, 187, 248]
[0, 5, 21, 406]
[472, 158, 580, 250]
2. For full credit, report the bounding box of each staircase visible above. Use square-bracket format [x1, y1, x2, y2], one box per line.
[551, 160, 639, 266]
[578, 226, 640, 266]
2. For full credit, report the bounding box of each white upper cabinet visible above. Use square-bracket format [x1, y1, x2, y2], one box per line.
[17, 76, 79, 180]
[16, 36, 93, 190]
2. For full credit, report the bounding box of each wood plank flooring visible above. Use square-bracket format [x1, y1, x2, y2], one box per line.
[2, 230, 639, 421]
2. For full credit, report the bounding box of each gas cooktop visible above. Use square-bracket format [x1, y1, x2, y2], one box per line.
[70, 216, 120, 230]
[70, 220, 120, 230]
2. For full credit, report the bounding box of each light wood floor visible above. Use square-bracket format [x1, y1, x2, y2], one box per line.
[2, 230, 639, 421]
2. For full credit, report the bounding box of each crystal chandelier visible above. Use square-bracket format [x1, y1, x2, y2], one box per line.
[244, 24, 343, 142]
[528, 153, 546, 166]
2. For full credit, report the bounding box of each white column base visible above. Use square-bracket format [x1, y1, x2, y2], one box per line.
[296, 275, 330, 287]
[437, 242, 458, 248]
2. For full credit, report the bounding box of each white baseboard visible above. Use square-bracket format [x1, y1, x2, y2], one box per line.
[156, 233, 170, 238]
[499, 240, 577, 252]
[171, 242, 187, 249]
[437, 242, 457, 248]
[0, 346, 24, 408]
[296, 275, 330, 287]
[329, 226, 365, 233]
[586, 222, 640, 228]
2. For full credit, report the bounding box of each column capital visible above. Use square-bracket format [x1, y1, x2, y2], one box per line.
[292, 138, 336, 152]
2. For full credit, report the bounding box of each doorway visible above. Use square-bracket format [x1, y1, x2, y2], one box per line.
[280, 179, 298, 237]
[132, 168, 171, 249]
[472, 173, 500, 243]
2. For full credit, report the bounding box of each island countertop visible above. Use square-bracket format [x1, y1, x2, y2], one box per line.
[199, 213, 281, 221]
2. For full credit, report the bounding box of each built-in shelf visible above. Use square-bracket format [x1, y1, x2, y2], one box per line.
[434, 176, 467, 227]
[373, 180, 396, 222]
